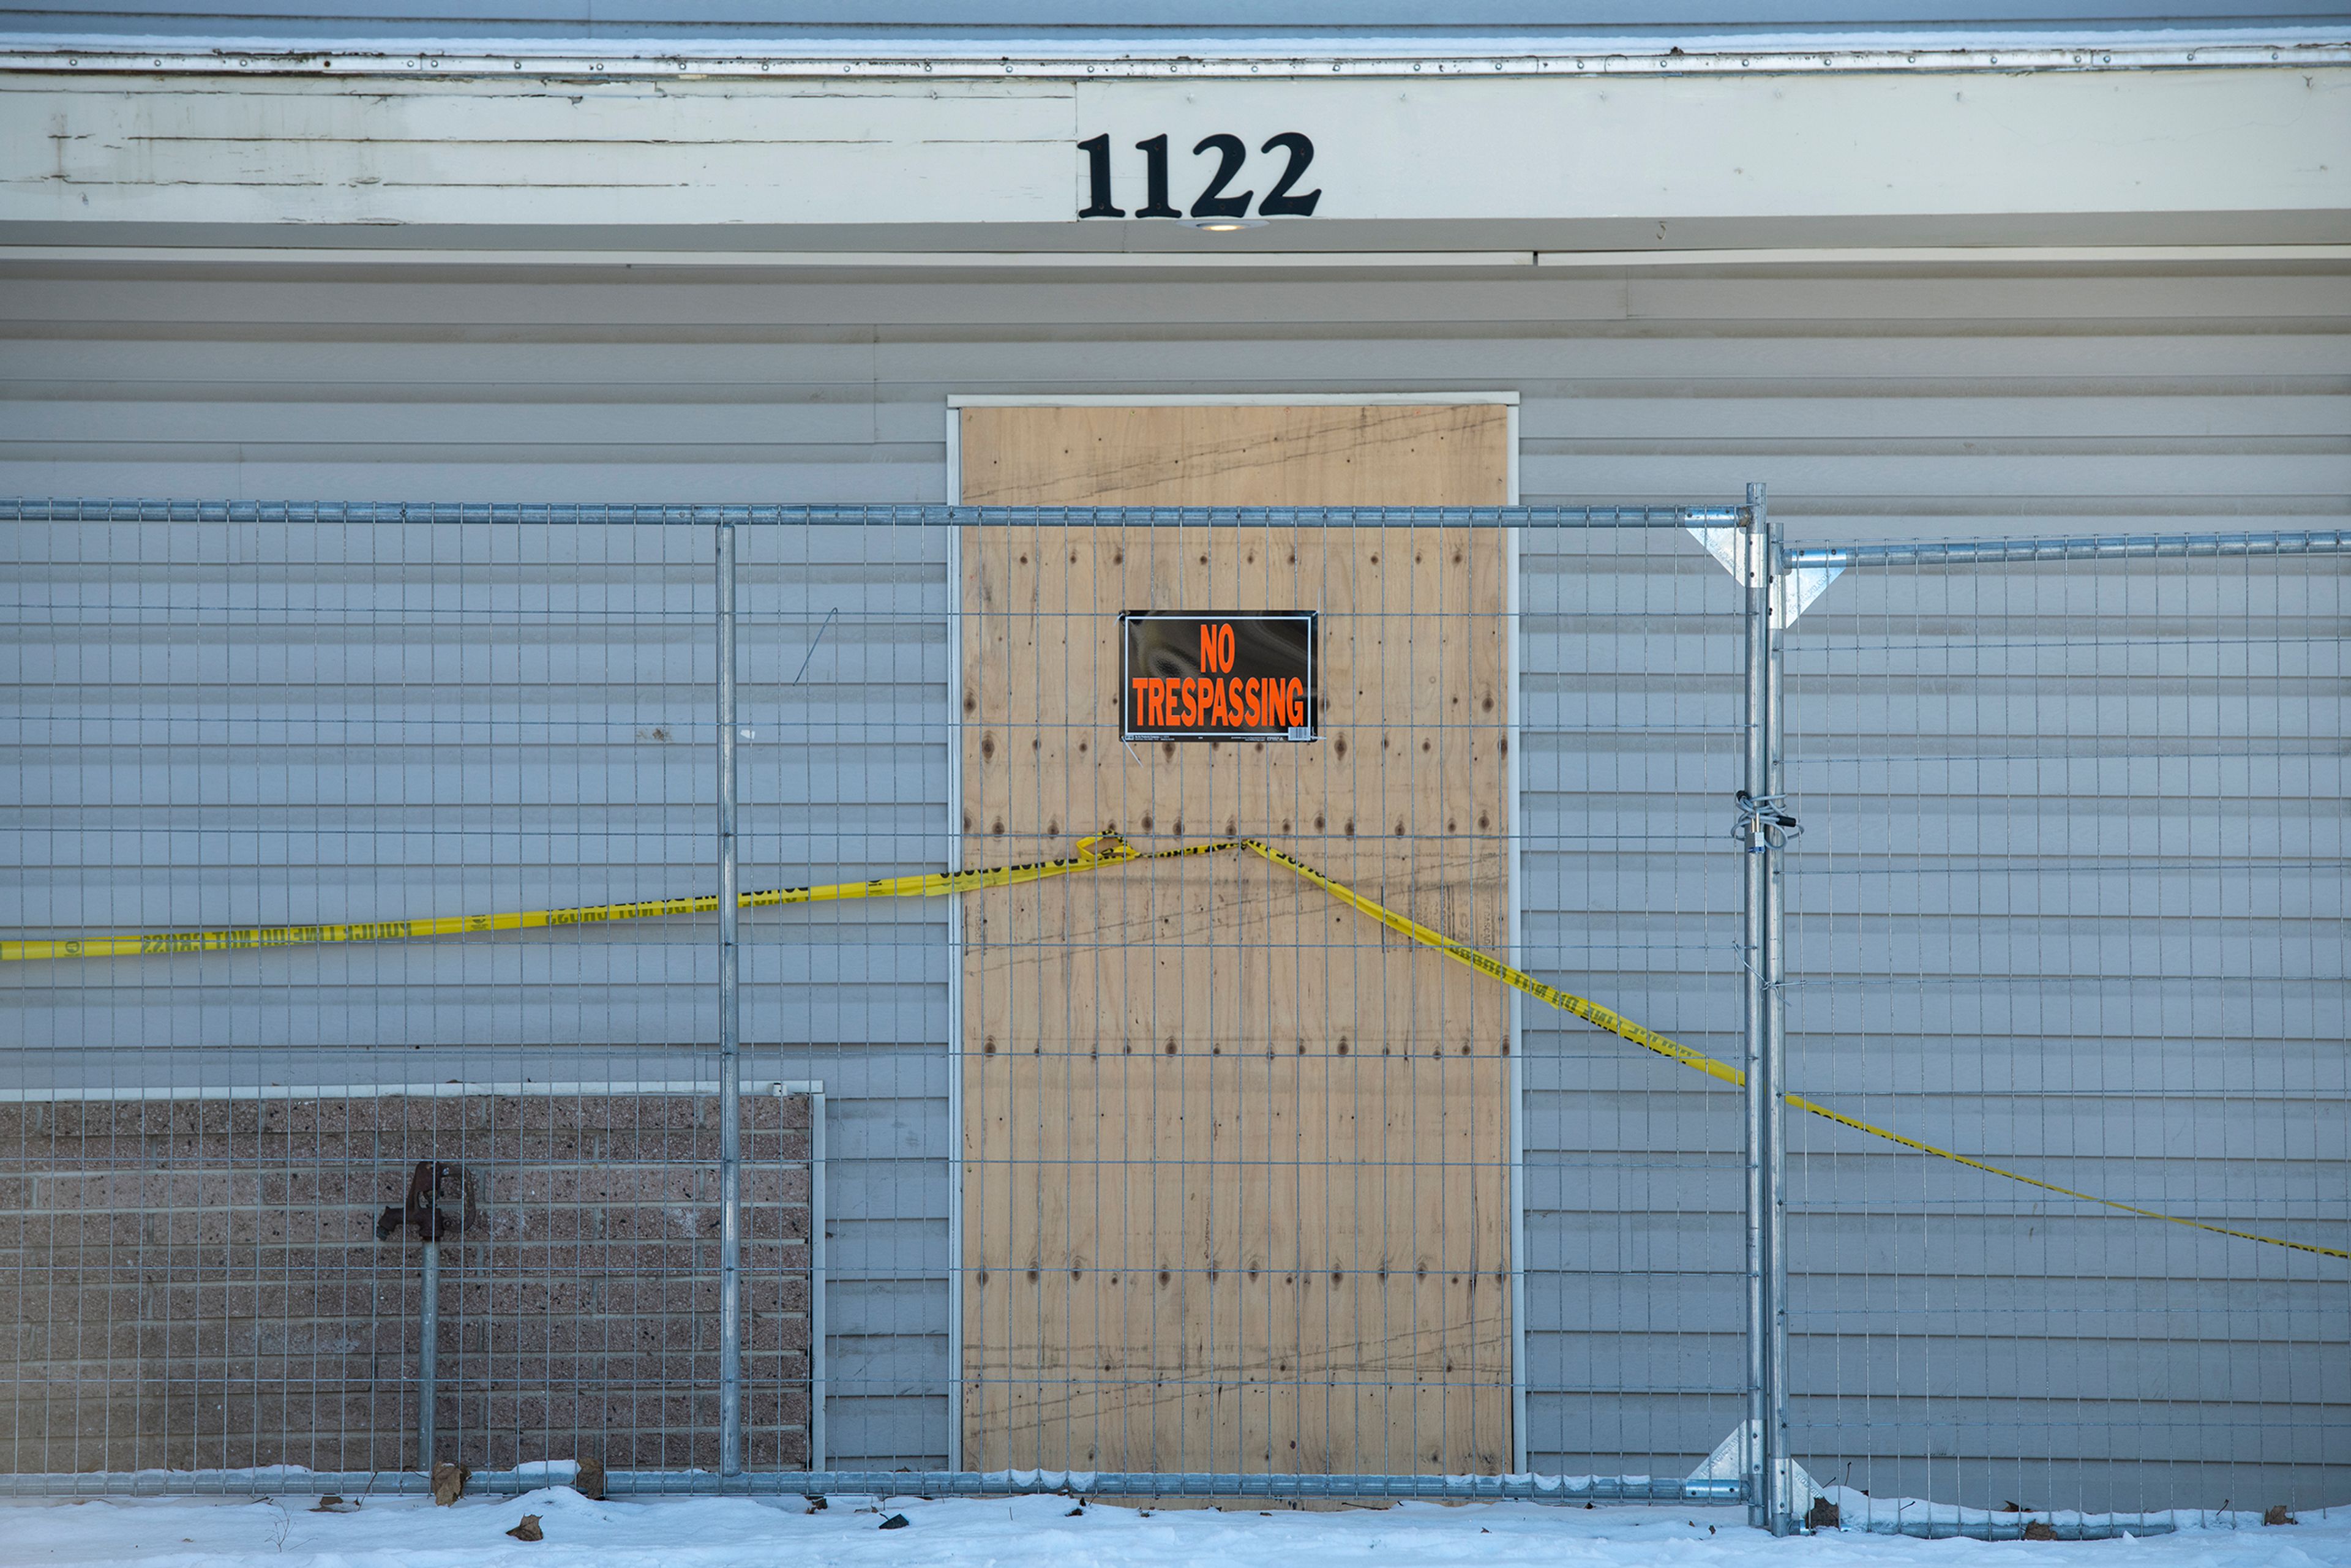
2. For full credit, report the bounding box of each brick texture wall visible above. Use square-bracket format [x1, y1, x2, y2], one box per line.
[1, 1091, 813, 1475]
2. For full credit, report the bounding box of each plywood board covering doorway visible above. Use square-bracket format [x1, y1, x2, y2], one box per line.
[957, 402, 1513, 1477]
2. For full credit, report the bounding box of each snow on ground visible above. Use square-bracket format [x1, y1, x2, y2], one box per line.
[5, 1490, 2347, 1568]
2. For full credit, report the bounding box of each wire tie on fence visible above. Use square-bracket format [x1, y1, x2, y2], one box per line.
[9, 832, 2341, 1261]
[790, 607, 838, 685]
[1730, 790, 1801, 850]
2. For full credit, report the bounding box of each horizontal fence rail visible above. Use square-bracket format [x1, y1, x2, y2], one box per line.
[0, 1468, 1744, 1502]
[1790, 528, 2351, 569]
[0, 500, 1742, 529]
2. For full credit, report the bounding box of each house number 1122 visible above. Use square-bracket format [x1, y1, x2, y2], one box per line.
[1076, 132, 1322, 219]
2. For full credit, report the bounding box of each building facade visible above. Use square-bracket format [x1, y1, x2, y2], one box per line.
[2, 1, 2346, 1517]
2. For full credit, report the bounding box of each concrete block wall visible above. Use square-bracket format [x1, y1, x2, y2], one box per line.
[0, 1092, 812, 1476]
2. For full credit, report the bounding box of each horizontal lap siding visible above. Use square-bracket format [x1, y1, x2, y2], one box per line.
[1, 260, 2344, 1498]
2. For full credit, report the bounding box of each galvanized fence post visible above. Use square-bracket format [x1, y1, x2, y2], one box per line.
[1741, 482, 1794, 1534]
[1762, 490, 1793, 1536]
[716, 519, 744, 1476]
[1741, 484, 1768, 1529]
[417, 1232, 440, 1471]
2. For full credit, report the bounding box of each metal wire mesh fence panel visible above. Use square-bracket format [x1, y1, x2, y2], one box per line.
[734, 518, 954, 1474]
[1515, 525, 1750, 1481]
[4, 500, 1760, 1504]
[0, 1088, 812, 1477]
[1780, 538, 2350, 1524]
[0, 510, 814, 1487]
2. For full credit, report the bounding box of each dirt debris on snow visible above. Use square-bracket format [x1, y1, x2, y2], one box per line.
[2, 1488, 2347, 1568]
[430, 1460, 470, 1506]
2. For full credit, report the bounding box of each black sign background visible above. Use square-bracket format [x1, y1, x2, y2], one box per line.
[1122, 612, 1317, 741]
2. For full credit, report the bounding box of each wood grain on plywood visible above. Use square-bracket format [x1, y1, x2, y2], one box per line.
[961, 405, 1510, 1477]
[959, 404, 1510, 509]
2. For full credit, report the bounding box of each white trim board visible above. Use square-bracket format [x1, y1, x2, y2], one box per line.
[0, 247, 1546, 271]
[12, 70, 2339, 231]
[12, 246, 2349, 272]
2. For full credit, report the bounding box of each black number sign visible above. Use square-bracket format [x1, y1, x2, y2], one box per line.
[1076, 133, 1122, 217]
[1256, 132, 1322, 217]
[1188, 133, 1253, 218]
[1078, 132, 1321, 220]
[1133, 133, 1180, 218]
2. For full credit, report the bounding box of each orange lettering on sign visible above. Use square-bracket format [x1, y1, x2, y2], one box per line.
[1200, 621, 1236, 673]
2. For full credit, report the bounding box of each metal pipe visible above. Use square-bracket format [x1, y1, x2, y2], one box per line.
[716, 520, 744, 1476]
[0, 1469, 1750, 1504]
[808, 1089, 828, 1474]
[1762, 498, 1793, 1537]
[0, 499, 1748, 530]
[1741, 482, 1771, 1532]
[1504, 520, 1530, 1474]
[416, 1237, 440, 1472]
[18, 500, 2341, 558]
[1787, 527, 2351, 569]
[942, 522, 966, 1474]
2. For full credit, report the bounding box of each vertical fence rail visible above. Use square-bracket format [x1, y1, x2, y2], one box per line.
[1741, 489, 1774, 1530]
[1763, 496, 1795, 1537]
[714, 520, 744, 1477]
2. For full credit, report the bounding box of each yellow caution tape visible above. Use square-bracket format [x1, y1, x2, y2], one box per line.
[1221, 837, 2349, 1263]
[0, 836, 1149, 964]
[7, 832, 2341, 1261]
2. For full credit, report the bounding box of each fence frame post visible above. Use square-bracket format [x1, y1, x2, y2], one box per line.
[417, 1234, 440, 1471]
[1763, 490, 1794, 1535]
[716, 519, 744, 1477]
[1741, 482, 1794, 1534]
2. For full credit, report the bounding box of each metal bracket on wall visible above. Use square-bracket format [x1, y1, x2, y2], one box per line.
[1689, 526, 1843, 626]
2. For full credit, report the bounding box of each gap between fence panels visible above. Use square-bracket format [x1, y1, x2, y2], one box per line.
[3, 496, 2342, 1528]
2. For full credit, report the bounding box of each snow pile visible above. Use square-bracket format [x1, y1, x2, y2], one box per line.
[4, 1487, 2345, 1568]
